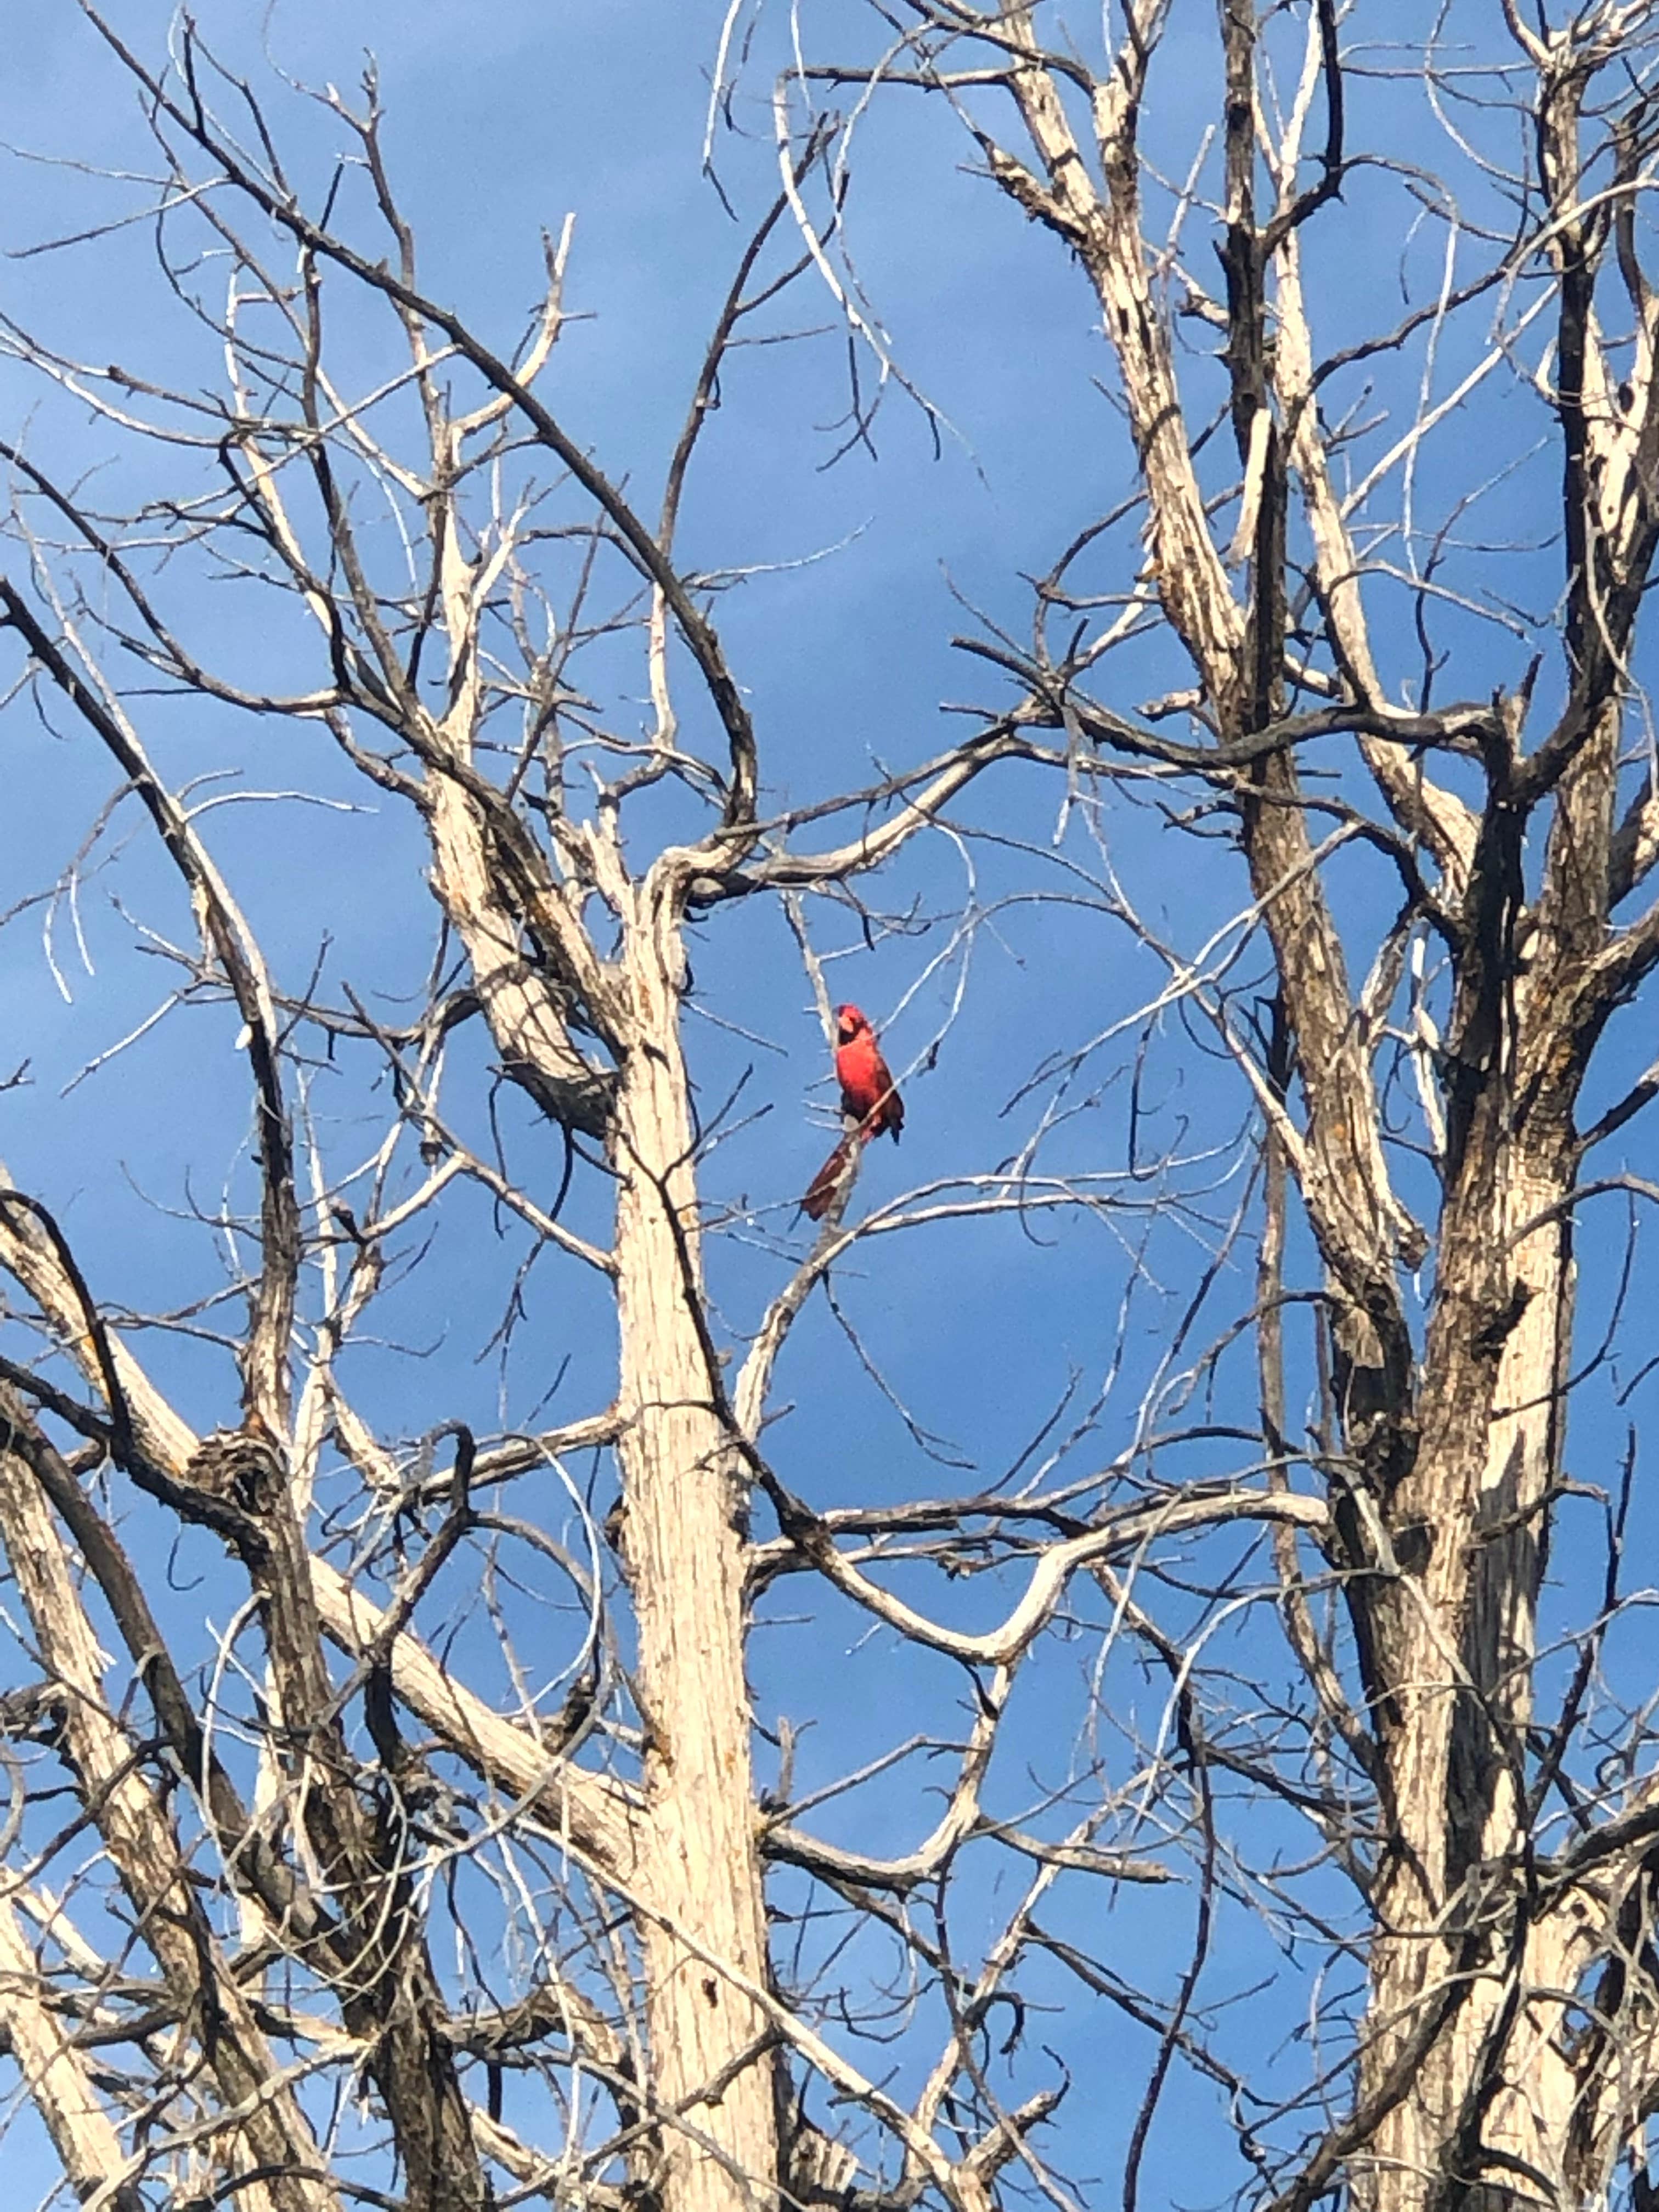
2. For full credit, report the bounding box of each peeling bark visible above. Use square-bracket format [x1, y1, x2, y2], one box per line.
[613, 886, 777, 2209]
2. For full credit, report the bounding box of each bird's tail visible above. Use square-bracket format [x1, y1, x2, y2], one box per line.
[800, 1135, 855, 1221]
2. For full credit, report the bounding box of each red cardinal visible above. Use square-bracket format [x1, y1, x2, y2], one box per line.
[802, 1003, 904, 1221]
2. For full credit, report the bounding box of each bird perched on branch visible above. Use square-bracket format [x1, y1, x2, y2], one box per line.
[802, 1003, 904, 1221]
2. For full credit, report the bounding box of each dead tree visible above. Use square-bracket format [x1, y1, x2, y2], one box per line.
[12, 4, 1659, 2212]
[770, 0, 1659, 2206]
[0, 12, 1214, 2212]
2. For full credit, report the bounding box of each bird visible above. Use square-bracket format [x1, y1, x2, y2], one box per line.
[801, 1003, 903, 1221]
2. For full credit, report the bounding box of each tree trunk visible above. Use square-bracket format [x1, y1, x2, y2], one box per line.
[614, 895, 777, 2212]
[1356, 884, 1585, 2212]
[0, 1414, 339, 2212]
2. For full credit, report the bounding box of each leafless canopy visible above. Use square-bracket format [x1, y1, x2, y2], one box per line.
[4, 5, 1659, 2212]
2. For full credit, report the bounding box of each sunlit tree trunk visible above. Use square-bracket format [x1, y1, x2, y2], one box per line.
[613, 893, 779, 2209]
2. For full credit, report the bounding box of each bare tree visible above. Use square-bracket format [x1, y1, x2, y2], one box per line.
[772, 0, 1659, 2206]
[0, 12, 1165, 2212]
[8, 4, 1659, 2212]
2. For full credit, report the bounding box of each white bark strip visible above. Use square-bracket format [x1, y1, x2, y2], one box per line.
[611, 890, 777, 2209]
[0, 1434, 338, 2212]
[0, 1893, 129, 2205]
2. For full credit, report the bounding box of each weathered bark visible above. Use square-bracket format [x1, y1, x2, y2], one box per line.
[167, 1418, 489, 2212]
[1359, 1141, 1574, 2211]
[0, 1893, 138, 2210]
[613, 879, 778, 2210]
[977, 8, 1658, 2205]
[1346, 9, 1654, 2181]
[425, 774, 615, 1139]
[1351, 733, 1624, 2211]
[0, 1407, 340, 2212]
